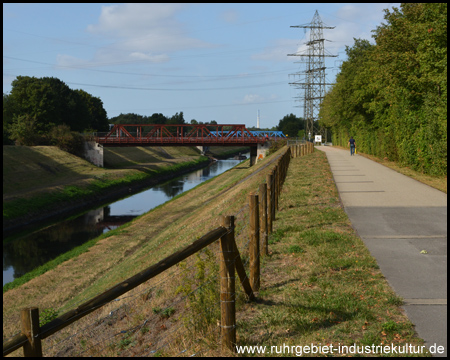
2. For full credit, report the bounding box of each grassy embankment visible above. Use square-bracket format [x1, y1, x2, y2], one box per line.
[3, 146, 281, 347]
[3, 147, 429, 356]
[2, 145, 201, 223]
[2, 145, 244, 293]
[3, 145, 246, 230]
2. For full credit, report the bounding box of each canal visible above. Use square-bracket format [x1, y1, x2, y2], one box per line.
[3, 154, 249, 286]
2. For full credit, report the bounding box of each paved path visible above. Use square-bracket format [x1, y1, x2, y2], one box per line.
[317, 146, 447, 357]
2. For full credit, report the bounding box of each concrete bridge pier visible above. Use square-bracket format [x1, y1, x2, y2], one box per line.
[83, 141, 104, 167]
[256, 141, 270, 163]
[196, 146, 210, 155]
[250, 146, 257, 166]
[250, 142, 271, 166]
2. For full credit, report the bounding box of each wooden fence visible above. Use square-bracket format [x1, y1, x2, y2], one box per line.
[3, 143, 313, 356]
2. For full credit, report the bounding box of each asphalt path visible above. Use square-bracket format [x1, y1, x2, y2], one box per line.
[317, 145, 447, 357]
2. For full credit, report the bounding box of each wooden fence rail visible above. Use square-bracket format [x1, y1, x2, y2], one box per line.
[3, 144, 311, 356]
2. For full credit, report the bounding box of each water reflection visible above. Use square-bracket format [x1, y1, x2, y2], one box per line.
[3, 155, 248, 286]
[3, 208, 107, 280]
[154, 178, 185, 198]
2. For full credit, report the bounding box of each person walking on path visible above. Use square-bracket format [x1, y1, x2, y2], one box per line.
[348, 136, 356, 156]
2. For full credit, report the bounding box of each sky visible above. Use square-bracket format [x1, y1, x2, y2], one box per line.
[3, 3, 399, 130]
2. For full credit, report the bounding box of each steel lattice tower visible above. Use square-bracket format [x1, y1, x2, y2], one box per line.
[288, 10, 337, 141]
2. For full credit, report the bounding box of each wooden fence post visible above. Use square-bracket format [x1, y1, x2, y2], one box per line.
[230, 217, 255, 302]
[220, 216, 236, 353]
[259, 183, 268, 257]
[21, 307, 42, 357]
[249, 193, 260, 292]
[274, 164, 279, 214]
[266, 172, 273, 234]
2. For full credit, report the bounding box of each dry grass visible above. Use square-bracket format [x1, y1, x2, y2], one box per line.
[3, 147, 429, 357]
[234, 150, 429, 357]
[3, 147, 284, 356]
[3, 145, 203, 202]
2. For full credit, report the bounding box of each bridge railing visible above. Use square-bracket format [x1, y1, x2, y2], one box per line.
[95, 124, 269, 146]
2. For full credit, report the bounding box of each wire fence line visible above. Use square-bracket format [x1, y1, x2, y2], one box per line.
[4, 143, 313, 357]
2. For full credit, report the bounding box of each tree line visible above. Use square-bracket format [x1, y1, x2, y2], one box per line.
[3, 76, 110, 155]
[3, 75, 306, 153]
[319, 3, 447, 175]
[111, 112, 305, 139]
[109, 112, 189, 126]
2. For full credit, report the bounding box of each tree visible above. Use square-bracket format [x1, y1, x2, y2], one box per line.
[167, 111, 185, 125]
[3, 93, 15, 144]
[110, 113, 148, 124]
[8, 114, 42, 146]
[319, 3, 447, 175]
[75, 90, 109, 131]
[148, 113, 167, 124]
[4, 76, 110, 136]
[49, 124, 84, 156]
[276, 114, 304, 137]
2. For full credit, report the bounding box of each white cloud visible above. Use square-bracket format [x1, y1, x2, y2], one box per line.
[87, 3, 185, 38]
[55, 54, 91, 68]
[57, 3, 214, 68]
[335, 3, 391, 24]
[243, 94, 263, 103]
[87, 3, 212, 53]
[220, 9, 239, 23]
[326, 3, 398, 50]
[241, 93, 278, 104]
[253, 3, 397, 64]
[129, 52, 169, 63]
[252, 39, 306, 62]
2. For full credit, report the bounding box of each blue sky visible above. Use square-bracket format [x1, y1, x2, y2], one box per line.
[3, 3, 399, 129]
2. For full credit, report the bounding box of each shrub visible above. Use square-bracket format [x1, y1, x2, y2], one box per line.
[8, 114, 45, 146]
[49, 124, 84, 156]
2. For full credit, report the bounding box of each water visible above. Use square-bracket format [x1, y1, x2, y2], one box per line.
[3, 155, 248, 286]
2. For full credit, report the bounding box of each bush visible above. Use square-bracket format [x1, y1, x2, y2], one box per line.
[50, 124, 85, 157]
[267, 139, 288, 155]
[8, 114, 45, 146]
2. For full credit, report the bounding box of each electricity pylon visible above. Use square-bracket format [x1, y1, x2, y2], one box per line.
[288, 10, 337, 142]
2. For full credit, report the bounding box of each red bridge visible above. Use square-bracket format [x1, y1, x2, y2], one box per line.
[95, 124, 267, 147]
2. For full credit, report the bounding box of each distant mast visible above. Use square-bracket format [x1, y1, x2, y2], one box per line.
[257, 109, 260, 129]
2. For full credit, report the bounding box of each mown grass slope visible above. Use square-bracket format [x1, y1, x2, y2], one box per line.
[3, 145, 208, 226]
[3, 148, 429, 357]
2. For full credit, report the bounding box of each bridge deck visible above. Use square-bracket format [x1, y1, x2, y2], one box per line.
[95, 124, 269, 147]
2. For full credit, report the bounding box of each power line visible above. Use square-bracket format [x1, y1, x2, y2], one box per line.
[288, 10, 337, 141]
[65, 80, 287, 91]
[3, 55, 296, 80]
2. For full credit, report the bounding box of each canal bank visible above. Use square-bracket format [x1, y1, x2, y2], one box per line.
[3, 146, 284, 332]
[3, 155, 250, 287]
[3, 157, 210, 236]
[3, 145, 248, 235]
[3, 147, 428, 357]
